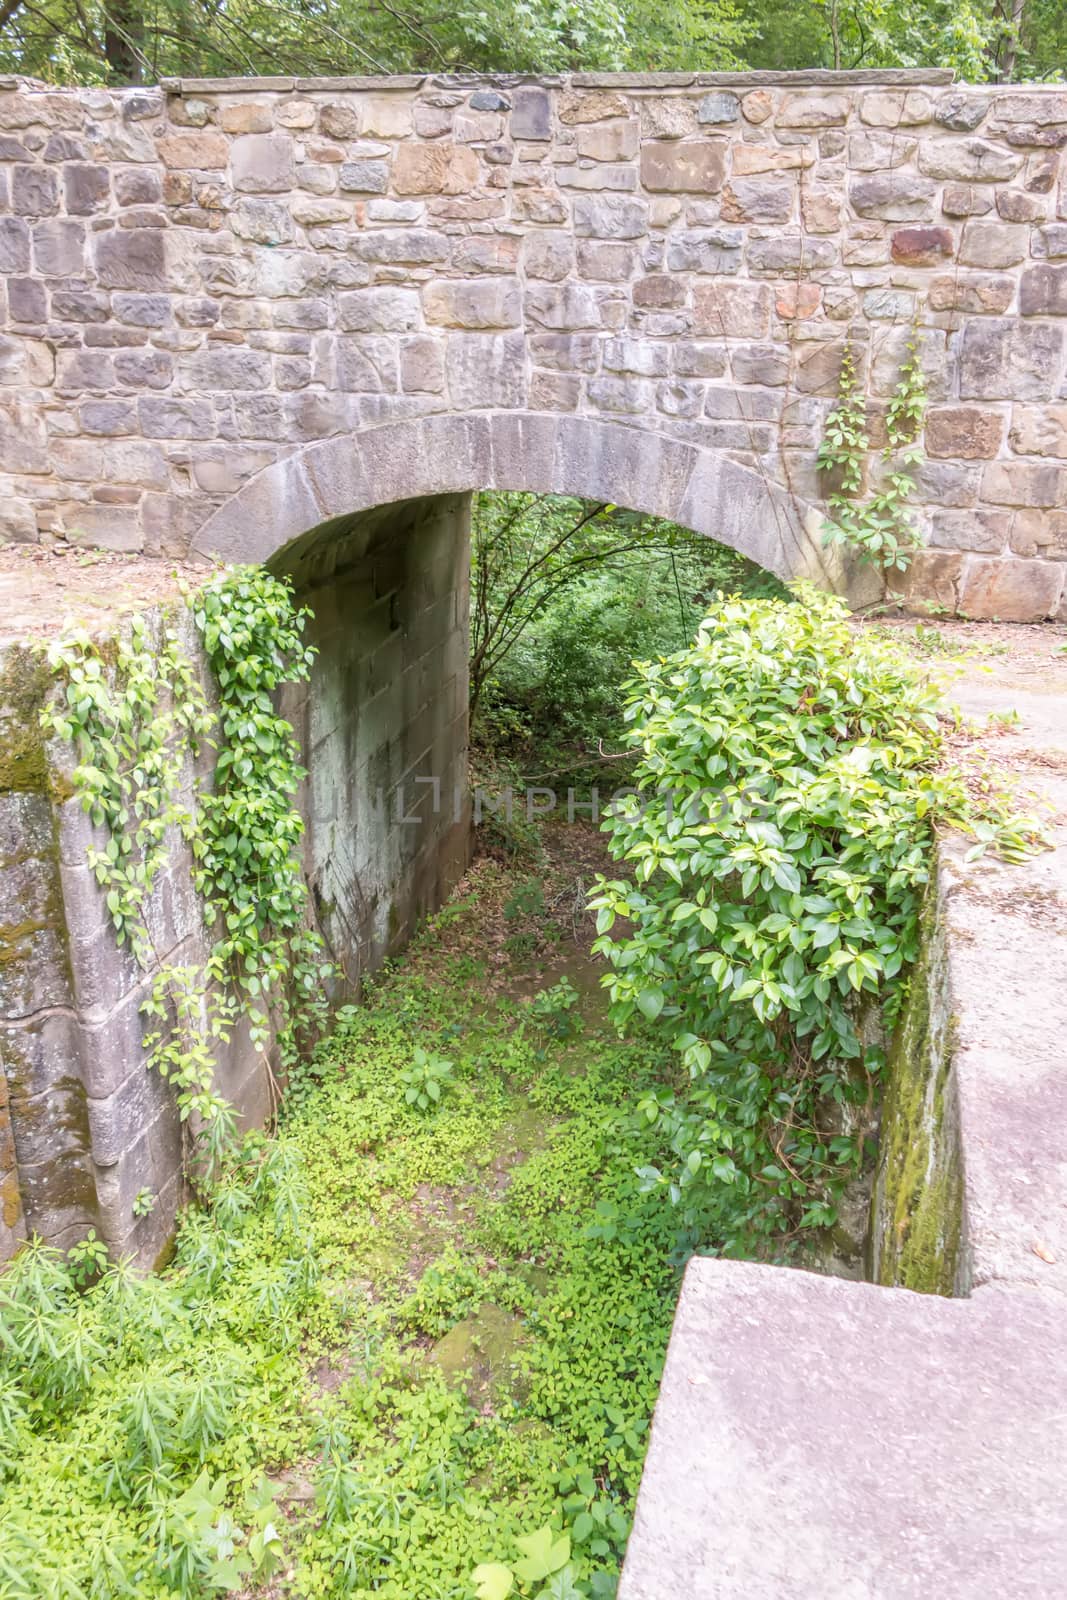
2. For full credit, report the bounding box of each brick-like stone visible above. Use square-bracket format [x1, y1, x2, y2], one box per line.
[926, 407, 1004, 459]
[777, 93, 849, 127]
[850, 173, 936, 220]
[337, 287, 421, 333]
[918, 139, 1023, 182]
[576, 120, 639, 162]
[941, 183, 994, 217]
[157, 130, 228, 169]
[981, 460, 1067, 507]
[958, 555, 1064, 619]
[33, 219, 85, 277]
[960, 320, 1062, 400]
[691, 281, 771, 340]
[959, 222, 1026, 269]
[640, 142, 726, 194]
[891, 226, 954, 265]
[720, 179, 793, 224]
[393, 143, 479, 195]
[446, 331, 527, 408]
[63, 162, 109, 214]
[423, 279, 521, 329]
[928, 273, 1014, 314]
[859, 90, 933, 126]
[666, 228, 743, 273]
[511, 87, 551, 141]
[231, 132, 294, 193]
[1009, 405, 1067, 457]
[572, 193, 648, 239]
[12, 164, 59, 215]
[1020, 264, 1067, 315]
[698, 92, 739, 125]
[93, 228, 164, 290]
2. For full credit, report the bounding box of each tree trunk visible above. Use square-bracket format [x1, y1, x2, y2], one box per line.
[104, 0, 145, 83]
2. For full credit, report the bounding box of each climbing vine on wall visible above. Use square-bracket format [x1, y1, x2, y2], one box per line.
[40, 567, 330, 1193]
[818, 332, 928, 573]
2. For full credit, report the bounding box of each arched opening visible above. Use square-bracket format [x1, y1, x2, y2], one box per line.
[191, 413, 845, 986]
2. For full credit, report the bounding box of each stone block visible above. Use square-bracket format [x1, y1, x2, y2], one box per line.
[691, 281, 771, 340]
[93, 227, 165, 290]
[400, 335, 446, 393]
[511, 187, 569, 225]
[336, 336, 398, 393]
[354, 228, 449, 265]
[928, 508, 1010, 553]
[640, 142, 726, 194]
[698, 93, 739, 125]
[446, 332, 527, 409]
[891, 225, 954, 264]
[338, 286, 421, 332]
[576, 120, 638, 162]
[0, 216, 30, 274]
[179, 347, 273, 390]
[859, 90, 933, 126]
[11, 164, 59, 215]
[1009, 405, 1067, 457]
[32, 218, 84, 277]
[777, 93, 849, 127]
[572, 193, 648, 238]
[575, 240, 636, 281]
[941, 183, 994, 217]
[1009, 508, 1067, 559]
[522, 232, 575, 281]
[393, 143, 479, 195]
[801, 188, 842, 231]
[524, 283, 607, 330]
[959, 319, 1062, 399]
[339, 160, 388, 194]
[229, 131, 294, 192]
[1020, 264, 1067, 315]
[665, 228, 743, 273]
[157, 130, 229, 169]
[219, 102, 273, 134]
[139, 396, 217, 438]
[847, 131, 915, 171]
[528, 333, 600, 373]
[957, 554, 1064, 619]
[230, 197, 296, 244]
[926, 407, 1004, 459]
[928, 273, 1014, 314]
[746, 234, 835, 273]
[731, 144, 813, 175]
[981, 460, 1067, 507]
[935, 92, 990, 132]
[423, 279, 521, 329]
[850, 173, 936, 219]
[720, 178, 794, 224]
[958, 222, 1026, 269]
[919, 139, 1023, 182]
[510, 87, 551, 141]
[1033, 223, 1067, 258]
[741, 90, 774, 125]
[996, 188, 1045, 222]
[63, 162, 109, 214]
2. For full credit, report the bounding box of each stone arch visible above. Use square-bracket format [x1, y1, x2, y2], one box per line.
[191, 411, 841, 589]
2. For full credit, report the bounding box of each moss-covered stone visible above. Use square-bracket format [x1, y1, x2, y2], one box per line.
[427, 1302, 529, 1408]
[869, 880, 965, 1296]
[0, 647, 71, 802]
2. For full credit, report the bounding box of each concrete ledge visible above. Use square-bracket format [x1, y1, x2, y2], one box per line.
[620, 1261, 1067, 1600]
[157, 69, 958, 95]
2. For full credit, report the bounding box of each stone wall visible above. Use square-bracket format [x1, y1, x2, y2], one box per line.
[0, 70, 1066, 615]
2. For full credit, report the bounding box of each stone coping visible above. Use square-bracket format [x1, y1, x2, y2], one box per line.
[153, 68, 959, 96]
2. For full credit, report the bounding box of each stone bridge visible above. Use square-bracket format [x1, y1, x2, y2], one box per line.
[1, 68, 1066, 619]
[3, 66, 1067, 1271]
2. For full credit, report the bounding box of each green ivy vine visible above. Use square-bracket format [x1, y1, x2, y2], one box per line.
[40, 567, 331, 1194]
[818, 331, 928, 573]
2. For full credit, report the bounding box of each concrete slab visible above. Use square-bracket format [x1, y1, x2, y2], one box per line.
[620, 1261, 1067, 1600]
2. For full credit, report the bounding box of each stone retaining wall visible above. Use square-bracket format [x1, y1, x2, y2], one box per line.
[1, 71, 1066, 615]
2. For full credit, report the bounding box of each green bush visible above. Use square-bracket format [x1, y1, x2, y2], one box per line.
[590, 584, 1040, 1250]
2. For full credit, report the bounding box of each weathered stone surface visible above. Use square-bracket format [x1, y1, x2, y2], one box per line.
[666, 227, 742, 273]
[982, 461, 1067, 508]
[423, 278, 521, 329]
[928, 273, 1015, 314]
[1020, 264, 1067, 315]
[445, 331, 527, 408]
[891, 225, 954, 264]
[778, 93, 849, 127]
[959, 320, 1062, 399]
[92, 228, 164, 290]
[1009, 405, 1067, 457]
[576, 119, 639, 162]
[571, 192, 648, 238]
[640, 141, 725, 194]
[620, 1261, 1067, 1599]
[919, 138, 1024, 182]
[338, 286, 421, 332]
[698, 92, 739, 125]
[958, 554, 1064, 619]
[926, 407, 1004, 459]
[393, 143, 479, 195]
[959, 221, 1026, 269]
[850, 172, 936, 219]
[935, 92, 991, 132]
[720, 178, 793, 224]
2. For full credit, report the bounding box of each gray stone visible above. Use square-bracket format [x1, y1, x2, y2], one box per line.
[338, 287, 421, 332]
[935, 92, 991, 131]
[510, 87, 551, 141]
[423, 279, 521, 329]
[850, 173, 936, 219]
[1020, 264, 1067, 315]
[666, 227, 743, 273]
[179, 348, 273, 390]
[11, 163, 59, 215]
[641, 141, 726, 193]
[93, 228, 165, 290]
[0, 216, 30, 273]
[959, 221, 1026, 269]
[697, 92, 739, 125]
[231, 132, 294, 193]
[230, 198, 296, 244]
[339, 160, 389, 194]
[572, 193, 649, 239]
[63, 162, 110, 214]
[445, 331, 527, 408]
[33, 219, 85, 277]
[918, 138, 1023, 182]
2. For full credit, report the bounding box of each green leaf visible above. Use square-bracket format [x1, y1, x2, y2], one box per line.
[472, 1564, 514, 1600]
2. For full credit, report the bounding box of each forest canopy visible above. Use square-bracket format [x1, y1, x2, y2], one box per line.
[0, 0, 1061, 89]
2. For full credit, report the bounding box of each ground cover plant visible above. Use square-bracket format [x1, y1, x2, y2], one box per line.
[0, 833, 686, 1600]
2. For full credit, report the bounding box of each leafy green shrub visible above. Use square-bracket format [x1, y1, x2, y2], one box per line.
[400, 1045, 455, 1112]
[590, 584, 1041, 1248]
[529, 978, 582, 1040]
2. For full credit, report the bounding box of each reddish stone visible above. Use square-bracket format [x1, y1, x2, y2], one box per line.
[891, 226, 954, 265]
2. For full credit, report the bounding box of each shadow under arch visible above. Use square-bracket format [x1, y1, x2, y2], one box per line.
[190, 411, 848, 994]
[191, 411, 841, 589]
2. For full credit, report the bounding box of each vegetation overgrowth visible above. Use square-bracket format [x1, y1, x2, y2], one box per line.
[0, 0, 1060, 90]
[0, 844, 683, 1600]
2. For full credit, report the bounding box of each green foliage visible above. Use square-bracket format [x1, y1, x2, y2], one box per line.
[399, 1044, 456, 1111]
[819, 337, 927, 573]
[590, 585, 1044, 1248]
[472, 491, 783, 770]
[40, 566, 329, 1179]
[529, 978, 582, 1040]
